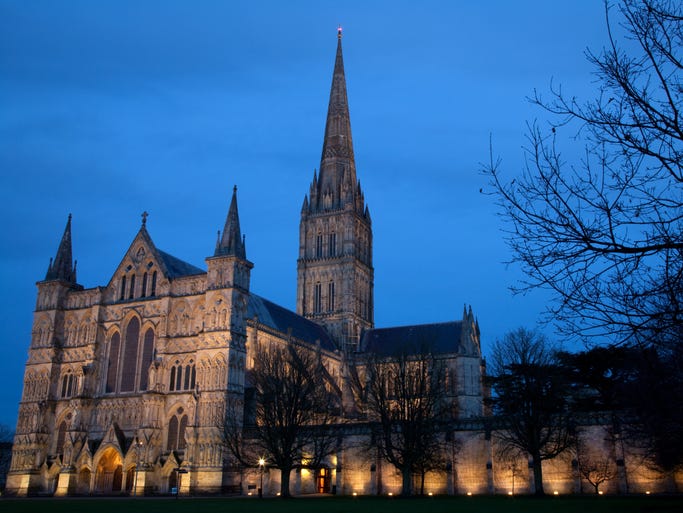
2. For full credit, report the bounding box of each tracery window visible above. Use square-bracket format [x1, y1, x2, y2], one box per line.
[105, 332, 121, 393]
[167, 409, 188, 451]
[138, 328, 155, 391]
[120, 318, 140, 392]
[60, 370, 76, 398]
[169, 359, 196, 392]
[105, 320, 155, 394]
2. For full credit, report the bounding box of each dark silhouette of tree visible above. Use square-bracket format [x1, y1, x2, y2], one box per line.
[577, 450, 618, 494]
[353, 345, 457, 496]
[222, 343, 339, 498]
[484, 0, 683, 346]
[486, 328, 575, 496]
[560, 343, 683, 475]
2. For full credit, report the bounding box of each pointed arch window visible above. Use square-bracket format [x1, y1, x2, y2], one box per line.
[138, 328, 155, 391]
[316, 232, 323, 258]
[150, 271, 157, 296]
[169, 360, 195, 392]
[141, 272, 148, 298]
[120, 276, 127, 301]
[329, 232, 336, 257]
[106, 332, 120, 393]
[61, 370, 75, 398]
[314, 282, 322, 313]
[167, 410, 188, 451]
[328, 281, 335, 312]
[120, 318, 140, 392]
[128, 274, 136, 299]
[55, 420, 67, 456]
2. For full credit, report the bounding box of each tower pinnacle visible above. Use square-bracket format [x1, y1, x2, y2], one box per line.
[45, 214, 77, 283]
[215, 186, 246, 259]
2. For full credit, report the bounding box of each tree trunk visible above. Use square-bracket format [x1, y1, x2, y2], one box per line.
[532, 455, 544, 496]
[280, 467, 291, 498]
[401, 468, 413, 496]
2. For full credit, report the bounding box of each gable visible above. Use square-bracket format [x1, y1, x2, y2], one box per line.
[105, 226, 204, 300]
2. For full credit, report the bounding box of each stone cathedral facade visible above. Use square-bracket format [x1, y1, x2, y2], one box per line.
[6, 32, 675, 497]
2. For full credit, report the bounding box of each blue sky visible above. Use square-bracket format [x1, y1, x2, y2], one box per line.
[0, 1, 610, 427]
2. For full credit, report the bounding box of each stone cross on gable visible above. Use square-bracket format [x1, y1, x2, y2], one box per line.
[141, 211, 149, 226]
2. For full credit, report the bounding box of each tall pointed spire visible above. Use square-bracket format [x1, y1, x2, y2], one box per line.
[215, 186, 246, 259]
[45, 214, 77, 283]
[313, 27, 361, 213]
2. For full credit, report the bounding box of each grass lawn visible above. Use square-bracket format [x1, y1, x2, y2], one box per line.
[0, 495, 681, 513]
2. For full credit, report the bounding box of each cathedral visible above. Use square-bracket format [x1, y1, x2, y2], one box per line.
[6, 31, 674, 497]
[5, 29, 484, 497]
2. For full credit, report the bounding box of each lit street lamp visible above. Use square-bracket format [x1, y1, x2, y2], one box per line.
[258, 457, 265, 498]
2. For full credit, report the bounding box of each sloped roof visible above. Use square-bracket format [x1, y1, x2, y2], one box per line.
[157, 249, 204, 278]
[247, 294, 337, 352]
[359, 321, 464, 357]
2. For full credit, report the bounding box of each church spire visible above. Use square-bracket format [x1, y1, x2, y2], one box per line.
[45, 214, 77, 283]
[313, 27, 362, 213]
[215, 186, 246, 259]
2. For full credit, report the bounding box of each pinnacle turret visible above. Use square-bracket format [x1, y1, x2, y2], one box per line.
[45, 214, 77, 283]
[215, 186, 246, 259]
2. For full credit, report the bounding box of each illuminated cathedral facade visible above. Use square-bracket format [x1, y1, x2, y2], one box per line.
[6, 31, 675, 497]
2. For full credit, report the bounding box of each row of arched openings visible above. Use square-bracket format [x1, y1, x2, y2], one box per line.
[119, 269, 157, 301]
[106, 318, 155, 394]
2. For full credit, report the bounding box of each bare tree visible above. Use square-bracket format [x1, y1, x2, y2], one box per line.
[354, 345, 457, 496]
[233, 342, 339, 498]
[486, 328, 576, 496]
[484, 0, 683, 346]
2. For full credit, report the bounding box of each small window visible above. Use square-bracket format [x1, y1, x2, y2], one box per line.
[316, 233, 323, 258]
[328, 281, 335, 312]
[129, 274, 136, 299]
[141, 272, 148, 298]
[314, 282, 322, 313]
[120, 276, 127, 301]
[151, 271, 157, 296]
[328, 232, 336, 257]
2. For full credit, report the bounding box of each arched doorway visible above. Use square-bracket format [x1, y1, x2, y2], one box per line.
[77, 468, 91, 495]
[168, 470, 178, 494]
[316, 467, 330, 493]
[94, 447, 123, 494]
[125, 466, 135, 493]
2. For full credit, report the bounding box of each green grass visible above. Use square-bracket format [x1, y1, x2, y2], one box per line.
[0, 495, 681, 513]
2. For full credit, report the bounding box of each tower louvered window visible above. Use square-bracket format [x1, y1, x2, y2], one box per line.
[314, 282, 322, 313]
[316, 233, 323, 258]
[328, 281, 335, 312]
[329, 232, 336, 257]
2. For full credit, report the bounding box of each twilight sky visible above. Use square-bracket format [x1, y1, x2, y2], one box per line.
[0, 1, 610, 428]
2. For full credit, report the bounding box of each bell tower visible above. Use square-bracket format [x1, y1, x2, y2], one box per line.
[297, 28, 374, 351]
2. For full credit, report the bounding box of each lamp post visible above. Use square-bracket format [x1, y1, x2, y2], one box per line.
[133, 438, 143, 497]
[258, 458, 265, 498]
